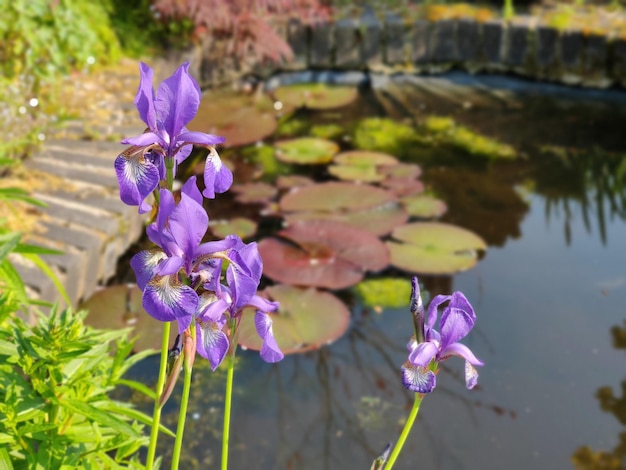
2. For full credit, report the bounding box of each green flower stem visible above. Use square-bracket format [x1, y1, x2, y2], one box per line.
[384, 393, 424, 470]
[221, 347, 237, 470]
[171, 324, 196, 470]
[146, 321, 171, 470]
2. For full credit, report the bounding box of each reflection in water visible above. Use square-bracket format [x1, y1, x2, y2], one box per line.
[572, 322, 626, 469]
[533, 147, 626, 246]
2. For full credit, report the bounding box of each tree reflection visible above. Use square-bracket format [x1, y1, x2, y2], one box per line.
[571, 321, 626, 469]
[534, 147, 626, 246]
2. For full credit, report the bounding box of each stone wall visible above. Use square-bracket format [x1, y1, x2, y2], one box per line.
[189, 15, 626, 89]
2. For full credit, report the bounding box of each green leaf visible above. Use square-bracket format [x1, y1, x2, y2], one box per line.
[0, 232, 21, 262]
[0, 188, 46, 207]
[115, 378, 156, 400]
[105, 402, 175, 438]
[14, 243, 63, 255]
[0, 447, 13, 469]
[62, 399, 140, 438]
[21, 253, 71, 306]
[0, 339, 18, 356]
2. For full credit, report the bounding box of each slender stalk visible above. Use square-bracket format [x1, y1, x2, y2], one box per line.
[146, 321, 171, 470]
[171, 325, 196, 469]
[221, 347, 236, 470]
[384, 393, 424, 470]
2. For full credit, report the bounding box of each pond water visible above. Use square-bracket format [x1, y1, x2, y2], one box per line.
[108, 72, 626, 469]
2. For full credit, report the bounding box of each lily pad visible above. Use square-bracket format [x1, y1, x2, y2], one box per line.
[284, 203, 408, 237]
[353, 278, 413, 310]
[258, 219, 389, 289]
[81, 285, 177, 352]
[380, 178, 425, 197]
[328, 165, 385, 183]
[276, 175, 315, 190]
[386, 222, 487, 275]
[231, 182, 277, 204]
[400, 194, 447, 218]
[334, 150, 399, 167]
[237, 285, 351, 355]
[280, 181, 396, 213]
[189, 91, 277, 147]
[378, 163, 422, 180]
[275, 138, 339, 165]
[274, 83, 358, 110]
[210, 217, 258, 239]
[310, 123, 346, 139]
[352, 117, 421, 158]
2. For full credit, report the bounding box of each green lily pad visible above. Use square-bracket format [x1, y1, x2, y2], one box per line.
[310, 123, 346, 139]
[352, 117, 421, 158]
[386, 222, 487, 275]
[334, 150, 399, 167]
[280, 181, 396, 213]
[274, 83, 358, 110]
[210, 217, 258, 239]
[353, 278, 413, 310]
[81, 285, 177, 352]
[231, 182, 277, 204]
[275, 138, 339, 165]
[258, 219, 389, 289]
[189, 91, 277, 147]
[400, 194, 447, 218]
[328, 165, 385, 183]
[378, 163, 422, 180]
[237, 284, 351, 355]
[241, 144, 290, 179]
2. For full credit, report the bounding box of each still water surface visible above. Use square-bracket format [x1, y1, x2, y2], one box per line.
[126, 73, 626, 469]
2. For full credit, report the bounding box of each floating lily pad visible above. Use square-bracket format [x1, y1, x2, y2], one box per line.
[238, 285, 351, 355]
[328, 165, 385, 182]
[210, 217, 258, 239]
[284, 203, 408, 237]
[81, 285, 177, 352]
[280, 181, 396, 213]
[386, 222, 487, 275]
[352, 117, 421, 158]
[380, 178, 425, 197]
[240, 144, 290, 178]
[378, 163, 422, 180]
[310, 123, 346, 139]
[189, 92, 277, 147]
[334, 150, 399, 167]
[231, 182, 277, 204]
[275, 138, 339, 165]
[274, 83, 358, 110]
[353, 278, 413, 309]
[258, 219, 389, 289]
[400, 194, 447, 218]
[276, 175, 315, 190]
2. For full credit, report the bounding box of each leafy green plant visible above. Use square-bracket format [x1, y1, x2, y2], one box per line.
[0, 307, 166, 469]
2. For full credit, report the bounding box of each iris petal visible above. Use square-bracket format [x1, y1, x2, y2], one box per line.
[401, 363, 436, 393]
[196, 321, 229, 371]
[255, 311, 284, 363]
[114, 152, 160, 211]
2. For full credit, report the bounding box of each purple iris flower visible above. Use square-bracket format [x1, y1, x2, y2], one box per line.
[195, 236, 284, 369]
[401, 277, 483, 394]
[114, 62, 232, 213]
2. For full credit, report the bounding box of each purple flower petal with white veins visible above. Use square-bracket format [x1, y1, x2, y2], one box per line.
[401, 362, 436, 394]
[254, 311, 284, 363]
[142, 275, 198, 332]
[114, 148, 160, 213]
[131, 249, 168, 290]
[196, 320, 230, 370]
[203, 147, 233, 198]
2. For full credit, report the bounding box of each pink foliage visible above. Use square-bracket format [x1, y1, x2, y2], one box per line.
[153, 0, 331, 63]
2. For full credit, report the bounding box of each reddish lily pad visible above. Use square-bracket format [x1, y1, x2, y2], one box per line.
[274, 83, 358, 110]
[238, 284, 351, 355]
[328, 151, 399, 183]
[189, 92, 277, 147]
[231, 182, 277, 204]
[210, 217, 258, 239]
[81, 285, 177, 352]
[380, 178, 425, 197]
[276, 175, 315, 190]
[275, 138, 339, 165]
[284, 204, 408, 237]
[258, 219, 389, 289]
[280, 181, 396, 213]
[386, 222, 487, 275]
[400, 194, 448, 218]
